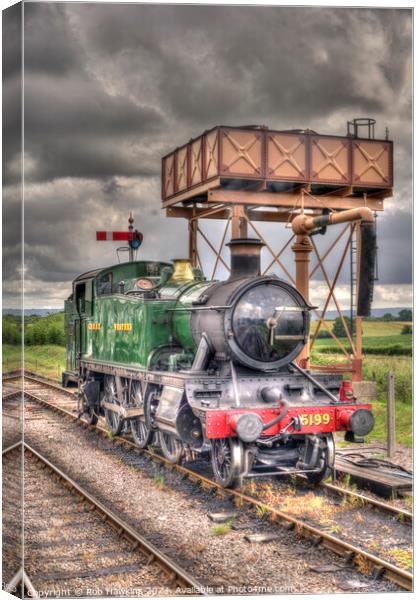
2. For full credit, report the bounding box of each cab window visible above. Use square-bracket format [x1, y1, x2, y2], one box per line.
[75, 283, 86, 314]
[97, 273, 113, 295]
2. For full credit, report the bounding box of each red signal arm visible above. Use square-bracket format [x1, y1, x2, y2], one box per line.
[96, 232, 135, 241]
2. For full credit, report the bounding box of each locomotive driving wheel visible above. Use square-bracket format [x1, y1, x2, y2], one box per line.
[211, 438, 244, 488]
[306, 434, 335, 484]
[130, 381, 152, 448]
[104, 376, 123, 436]
[159, 432, 183, 464]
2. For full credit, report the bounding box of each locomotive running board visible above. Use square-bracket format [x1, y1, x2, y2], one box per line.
[80, 358, 187, 387]
[102, 401, 144, 419]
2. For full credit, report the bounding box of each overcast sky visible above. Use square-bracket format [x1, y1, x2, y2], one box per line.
[2, 2, 412, 309]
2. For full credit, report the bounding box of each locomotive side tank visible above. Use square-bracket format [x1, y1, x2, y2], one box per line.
[64, 239, 374, 488]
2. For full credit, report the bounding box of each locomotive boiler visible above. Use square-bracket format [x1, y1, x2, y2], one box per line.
[64, 236, 374, 488]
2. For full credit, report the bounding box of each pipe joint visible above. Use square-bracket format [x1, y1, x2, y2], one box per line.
[292, 207, 374, 235]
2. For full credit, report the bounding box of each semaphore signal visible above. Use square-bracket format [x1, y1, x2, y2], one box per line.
[96, 212, 143, 262]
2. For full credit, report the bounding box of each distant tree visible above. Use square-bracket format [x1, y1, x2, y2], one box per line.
[331, 316, 363, 338]
[32, 323, 47, 345]
[382, 313, 394, 322]
[2, 320, 20, 344]
[25, 325, 35, 345]
[401, 324, 413, 335]
[3, 312, 65, 347]
[398, 309, 412, 322]
[332, 316, 352, 338]
[47, 326, 64, 345]
[317, 330, 332, 339]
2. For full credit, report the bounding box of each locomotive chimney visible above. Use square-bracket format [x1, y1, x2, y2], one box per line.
[227, 238, 264, 279]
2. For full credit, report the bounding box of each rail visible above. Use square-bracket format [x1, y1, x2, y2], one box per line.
[7, 373, 412, 591]
[2, 440, 205, 594]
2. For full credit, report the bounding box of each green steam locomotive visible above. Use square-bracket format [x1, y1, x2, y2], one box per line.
[64, 238, 374, 487]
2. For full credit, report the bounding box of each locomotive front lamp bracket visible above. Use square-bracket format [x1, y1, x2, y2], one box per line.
[267, 305, 311, 346]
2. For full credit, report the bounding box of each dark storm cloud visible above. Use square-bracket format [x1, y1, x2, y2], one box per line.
[13, 4, 410, 181]
[19, 70, 163, 183]
[24, 74, 161, 137]
[23, 2, 81, 76]
[2, 2, 22, 183]
[2, 73, 22, 178]
[376, 211, 413, 285]
[15, 175, 185, 298]
[72, 5, 411, 126]
[2, 1, 21, 81]
[2, 2, 22, 308]
[1, 3, 412, 307]
[11, 3, 411, 185]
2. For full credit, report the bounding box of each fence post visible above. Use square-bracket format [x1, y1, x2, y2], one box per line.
[387, 371, 395, 459]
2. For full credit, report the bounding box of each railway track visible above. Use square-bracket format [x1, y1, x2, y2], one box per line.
[3, 372, 413, 591]
[2, 380, 24, 448]
[15, 373, 413, 521]
[2, 440, 203, 597]
[2, 440, 23, 588]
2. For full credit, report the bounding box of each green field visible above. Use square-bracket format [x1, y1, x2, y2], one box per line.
[361, 321, 412, 336]
[310, 319, 411, 337]
[311, 320, 412, 356]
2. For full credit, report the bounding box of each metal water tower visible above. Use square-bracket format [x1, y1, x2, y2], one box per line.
[161, 121, 393, 382]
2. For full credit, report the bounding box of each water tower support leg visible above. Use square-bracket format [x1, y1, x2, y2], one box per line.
[231, 205, 248, 239]
[292, 235, 313, 367]
[189, 218, 198, 267]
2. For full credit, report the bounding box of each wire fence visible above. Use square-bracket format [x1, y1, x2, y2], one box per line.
[3, 356, 63, 381]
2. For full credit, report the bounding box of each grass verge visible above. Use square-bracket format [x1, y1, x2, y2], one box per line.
[2, 344, 66, 380]
[312, 352, 412, 447]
